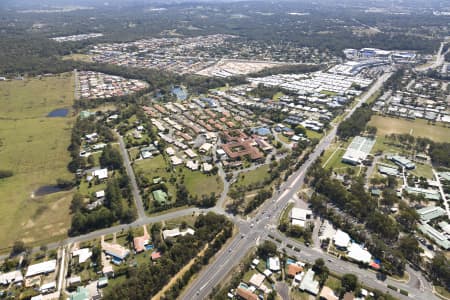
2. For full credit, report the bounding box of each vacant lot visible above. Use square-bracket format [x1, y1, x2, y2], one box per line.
[369, 115, 450, 142]
[0, 74, 75, 249]
[234, 165, 270, 188]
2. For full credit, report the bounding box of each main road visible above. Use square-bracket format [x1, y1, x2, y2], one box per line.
[181, 70, 439, 300]
[4, 70, 438, 300]
[415, 42, 447, 72]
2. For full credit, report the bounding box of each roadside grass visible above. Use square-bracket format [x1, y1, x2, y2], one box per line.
[0, 74, 74, 248]
[164, 215, 197, 228]
[234, 165, 270, 188]
[324, 148, 348, 170]
[435, 286, 450, 300]
[305, 129, 323, 140]
[280, 203, 294, 225]
[368, 115, 450, 143]
[366, 89, 382, 104]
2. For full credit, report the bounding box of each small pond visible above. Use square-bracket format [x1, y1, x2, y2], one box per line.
[33, 185, 64, 197]
[171, 86, 188, 101]
[47, 108, 69, 117]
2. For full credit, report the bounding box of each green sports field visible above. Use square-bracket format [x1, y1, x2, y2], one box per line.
[0, 74, 75, 250]
[368, 115, 450, 142]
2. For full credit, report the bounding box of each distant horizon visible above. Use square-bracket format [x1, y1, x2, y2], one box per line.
[2, 0, 449, 10]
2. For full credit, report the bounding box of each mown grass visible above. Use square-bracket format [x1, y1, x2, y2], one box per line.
[306, 129, 324, 140]
[0, 73, 75, 249]
[234, 165, 270, 188]
[369, 115, 450, 143]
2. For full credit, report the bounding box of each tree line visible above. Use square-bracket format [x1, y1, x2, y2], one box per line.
[104, 212, 233, 300]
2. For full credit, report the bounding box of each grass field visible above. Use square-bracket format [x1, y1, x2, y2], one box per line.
[277, 134, 291, 144]
[369, 115, 450, 142]
[234, 165, 270, 188]
[306, 129, 323, 140]
[181, 169, 223, 197]
[0, 74, 75, 249]
[62, 53, 93, 62]
[134, 156, 223, 207]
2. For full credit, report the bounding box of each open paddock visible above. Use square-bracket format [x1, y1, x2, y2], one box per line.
[0, 73, 75, 248]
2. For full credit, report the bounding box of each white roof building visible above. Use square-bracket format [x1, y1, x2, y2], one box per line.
[166, 147, 176, 156]
[185, 149, 198, 159]
[347, 243, 372, 264]
[268, 256, 281, 272]
[0, 270, 23, 285]
[249, 273, 265, 288]
[299, 269, 320, 295]
[199, 143, 213, 153]
[72, 248, 93, 264]
[67, 276, 81, 286]
[290, 207, 312, 227]
[216, 149, 226, 156]
[92, 168, 108, 180]
[26, 260, 57, 277]
[162, 227, 195, 239]
[202, 163, 214, 173]
[95, 190, 105, 198]
[186, 160, 199, 171]
[39, 281, 56, 293]
[333, 230, 351, 249]
[170, 156, 183, 166]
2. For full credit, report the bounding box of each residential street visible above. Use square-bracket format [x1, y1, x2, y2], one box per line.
[117, 134, 146, 219]
[4, 70, 439, 300]
[182, 71, 434, 300]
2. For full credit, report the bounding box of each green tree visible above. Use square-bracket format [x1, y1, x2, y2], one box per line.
[100, 144, 123, 170]
[257, 241, 277, 259]
[70, 193, 84, 213]
[294, 125, 306, 136]
[11, 240, 26, 257]
[342, 274, 358, 292]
